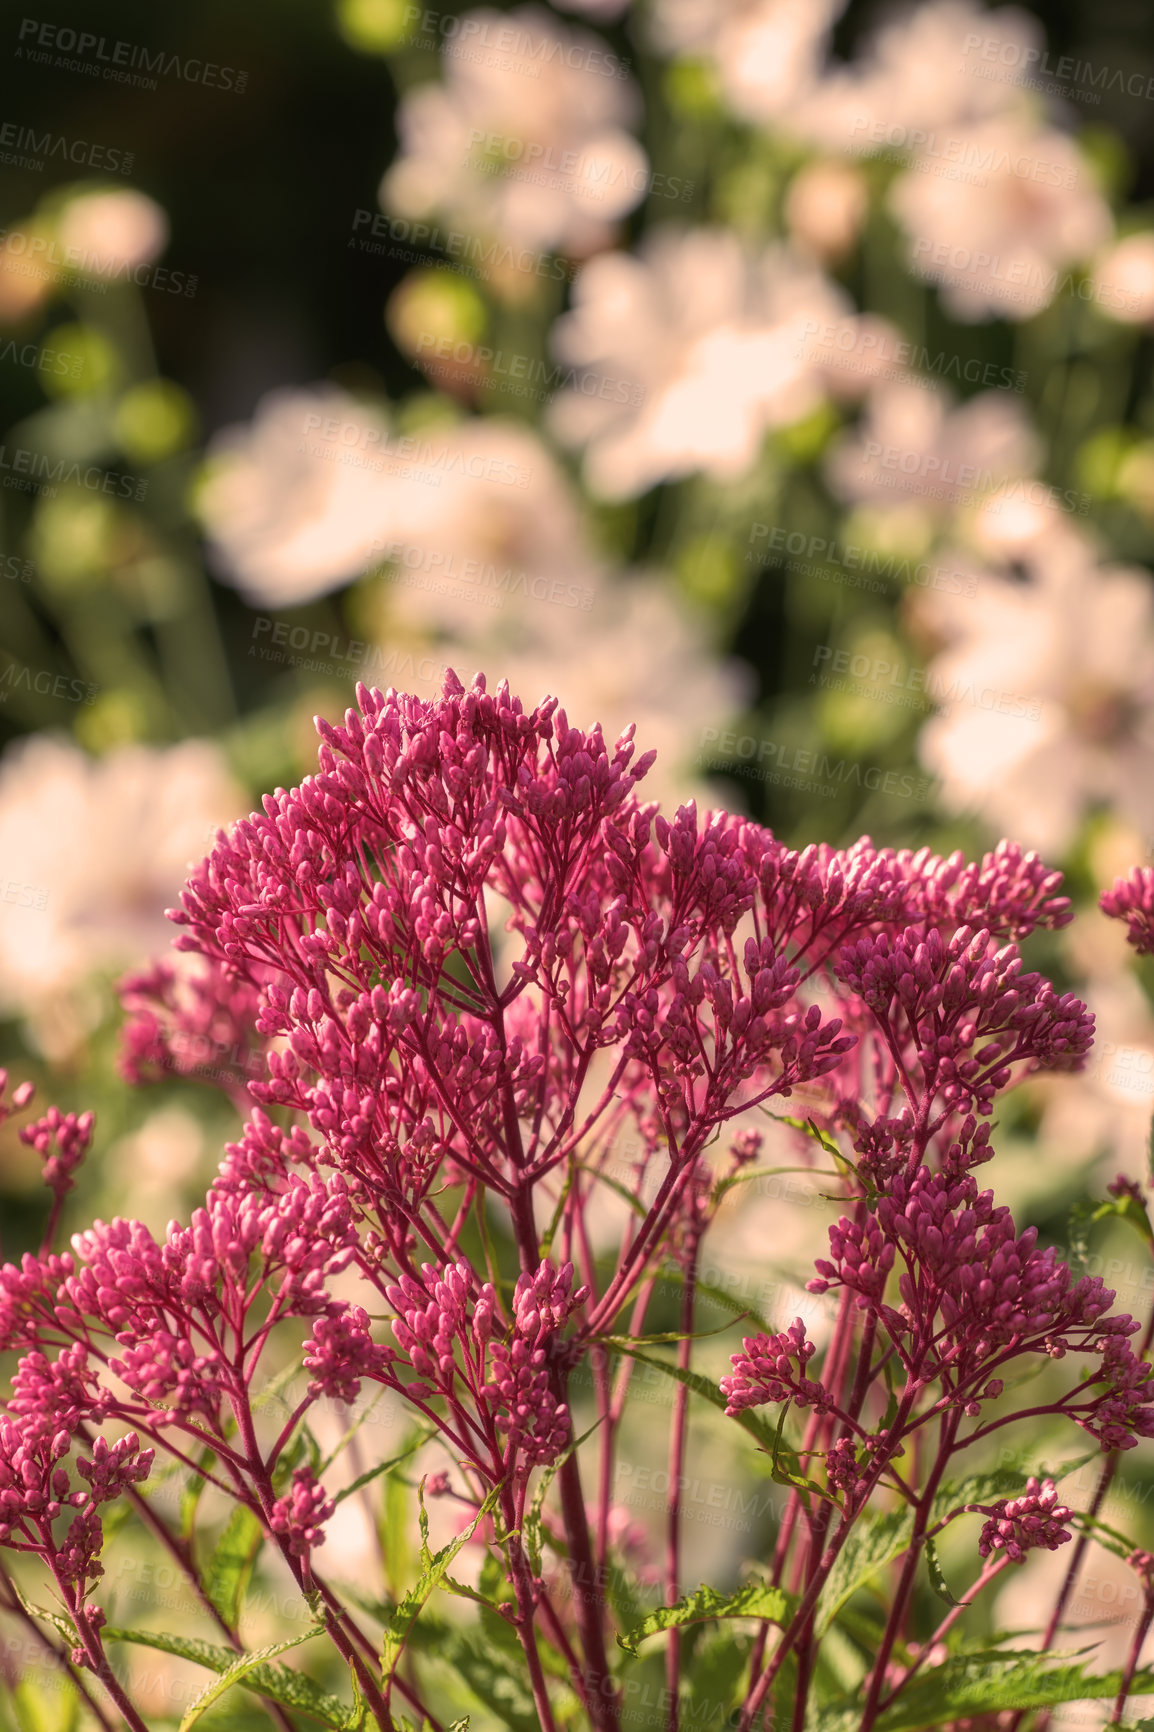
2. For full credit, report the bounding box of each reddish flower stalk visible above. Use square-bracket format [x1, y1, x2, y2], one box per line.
[0, 674, 1150, 1732]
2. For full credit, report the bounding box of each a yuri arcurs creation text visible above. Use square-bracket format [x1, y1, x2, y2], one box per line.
[2, 673, 1154, 1731]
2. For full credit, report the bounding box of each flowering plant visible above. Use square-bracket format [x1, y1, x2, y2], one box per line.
[2, 672, 1154, 1732]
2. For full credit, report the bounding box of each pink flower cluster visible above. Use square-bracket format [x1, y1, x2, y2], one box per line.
[1102, 865, 1154, 956]
[0, 674, 1148, 1732]
[977, 1478, 1073, 1562]
[19, 1107, 94, 1200]
[721, 1317, 833, 1415]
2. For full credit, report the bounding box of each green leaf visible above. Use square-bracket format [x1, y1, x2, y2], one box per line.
[101, 1626, 350, 1727]
[332, 1429, 436, 1506]
[769, 1401, 839, 1505]
[869, 1655, 1154, 1732]
[381, 1483, 504, 1682]
[599, 1338, 781, 1452]
[710, 1163, 841, 1207]
[580, 1165, 648, 1220]
[178, 1448, 217, 1544]
[540, 1160, 576, 1257]
[177, 1627, 325, 1730]
[407, 1617, 539, 1732]
[523, 1417, 601, 1577]
[617, 1579, 797, 1657]
[819, 1463, 1060, 1639]
[923, 1534, 961, 1608]
[816, 1506, 914, 1636]
[203, 1504, 264, 1628]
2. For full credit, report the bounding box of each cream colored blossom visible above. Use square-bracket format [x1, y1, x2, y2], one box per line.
[825, 378, 1040, 525]
[56, 188, 169, 275]
[382, 6, 648, 257]
[454, 577, 752, 809]
[0, 736, 243, 1058]
[199, 387, 398, 607]
[915, 514, 1154, 856]
[785, 160, 868, 262]
[1091, 233, 1154, 325]
[548, 229, 885, 499]
[649, 0, 842, 128]
[373, 419, 604, 631]
[888, 116, 1112, 321]
[799, 0, 1039, 155]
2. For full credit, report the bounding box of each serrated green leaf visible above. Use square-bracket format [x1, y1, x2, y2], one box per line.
[865, 1655, 1154, 1732]
[381, 1483, 504, 1682]
[203, 1504, 264, 1628]
[816, 1506, 914, 1636]
[101, 1626, 350, 1726]
[408, 1618, 539, 1731]
[617, 1579, 796, 1657]
[177, 1627, 325, 1730]
[524, 1417, 601, 1577]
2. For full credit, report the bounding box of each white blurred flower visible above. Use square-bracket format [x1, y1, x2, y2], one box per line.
[56, 189, 169, 276]
[825, 378, 1040, 524]
[915, 515, 1154, 856]
[480, 577, 752, 808]
[785, 159, 868, 262]
[888, 116, 1112, 321]
[551, 0, 629, 16]
[0, 736, 243, 1059]
[799, 0, 1038, 154]
[548, 229, 883, 499]
[199, 387, 398, 607]
[375, 419, 604, 631]
[650, 0, 843, 128]
[1034, 968, 1154, 1179]
[1092, 233, 1154, 325]
[382, 6, 647, 257]
[108, 1108, 208, 1233]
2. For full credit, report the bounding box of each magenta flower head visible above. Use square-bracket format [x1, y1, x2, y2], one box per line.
[0, 673, 1145, 1732]
[977, 1478, 1073, 1562]
[1101, 866, 1154, 955]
